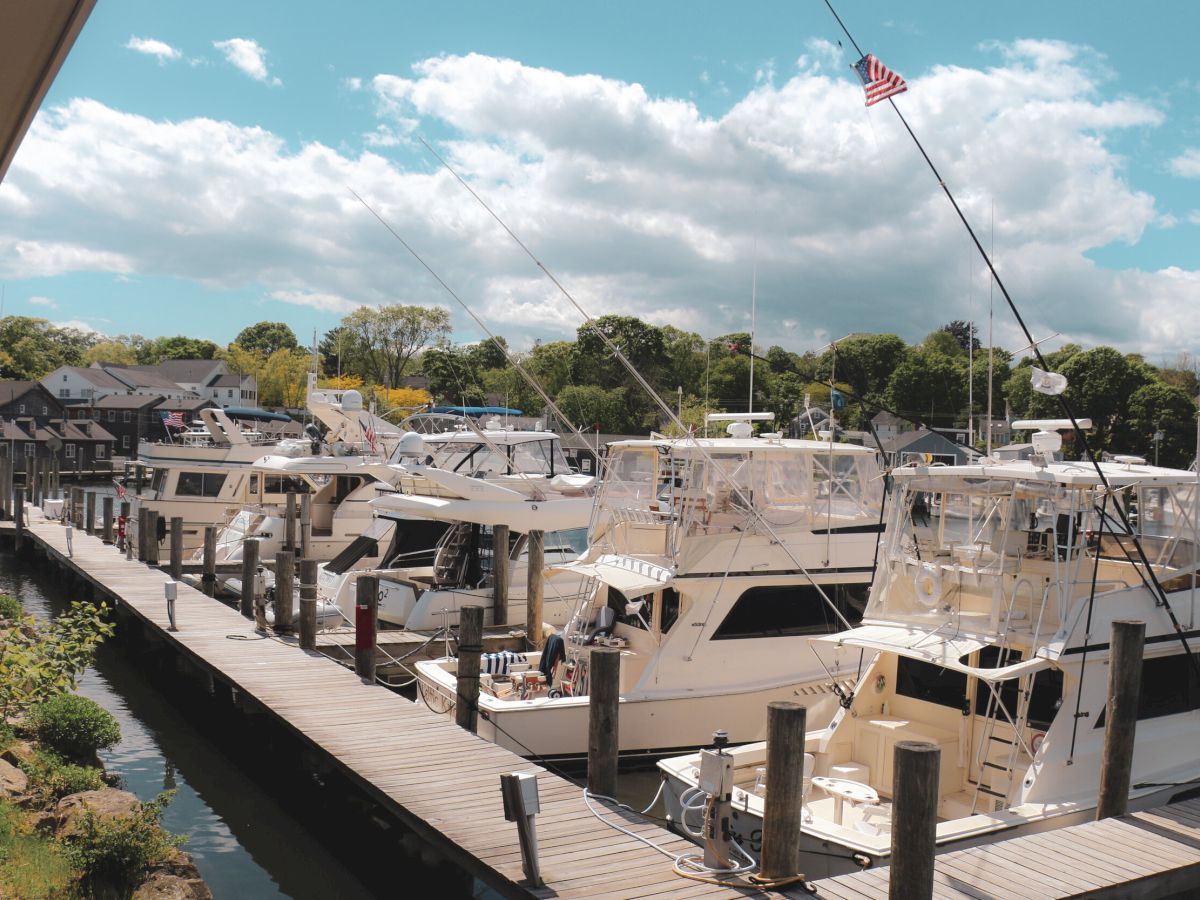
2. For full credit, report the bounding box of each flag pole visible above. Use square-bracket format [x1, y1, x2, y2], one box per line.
[821, 0, 1198, 666]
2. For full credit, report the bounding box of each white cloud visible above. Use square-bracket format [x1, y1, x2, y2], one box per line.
[28, 295, 57, 308]
[1170, 148, 1200, 178]
[53, 319, 101, 335]
[213, 38, 281, 86]
[125, 36, 182, 64]
[0, 40, 1195, 356]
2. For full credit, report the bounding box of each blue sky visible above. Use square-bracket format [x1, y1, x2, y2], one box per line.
[4, 0, 1200, 361]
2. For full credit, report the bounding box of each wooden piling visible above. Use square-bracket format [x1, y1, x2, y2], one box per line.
[134, 464, 144, 495]
[240, 538, 260, 619]
[299, 493, 311, 560]
[118, 501, 129, 551]
[50, 456, 60, 499]
[72, 487, 84, 529]
[285, 491, 297, 553]
[13, 487, 24, 552]
[299, 558, 318, 651]
[587, 647, 621, 799]
[492, 524, 510, 628]
[760, 701, 807, 883]
[85, 491, 96, 535]
[1098, 619, 1146, 820]
[354, 575, 379, 684]
[28, 458, 39, 506]
[201, 527, 217, 597]
[890, 741, 941, 899]
[137, 508, 149, 561]
[526, 529, 544, 650]
[102, 496, 114, 545]
[169, 517, 183, 582]
[274, 551, 295, 634]
[455, 605, 485, 733]
[145, 511, 160, 565]
[0, 456, 10, 520]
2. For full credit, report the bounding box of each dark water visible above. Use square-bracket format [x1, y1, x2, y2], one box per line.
[0, 549, 424, 899]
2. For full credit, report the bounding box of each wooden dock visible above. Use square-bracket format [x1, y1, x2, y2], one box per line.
[5, 512, 790, 899]
[809, 799, 1200, 898]
[9, 510, 1200, 898]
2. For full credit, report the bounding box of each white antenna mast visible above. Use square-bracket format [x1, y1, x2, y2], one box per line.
[967, 237, 974, 449]
[748, 236, 758, 415]
[986, 200, 995, 458]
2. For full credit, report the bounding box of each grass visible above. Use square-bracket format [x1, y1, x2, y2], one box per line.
[0, 798, 77, 898]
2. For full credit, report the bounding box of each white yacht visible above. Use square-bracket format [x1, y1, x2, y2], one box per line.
[659, 422, 1200, 878]
[133, 380, 398, 551]
[413, 417, 885, 760]
[320, 426, 596, 630]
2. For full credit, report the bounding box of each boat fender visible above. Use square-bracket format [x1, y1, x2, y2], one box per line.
[914, 563, 942, 607]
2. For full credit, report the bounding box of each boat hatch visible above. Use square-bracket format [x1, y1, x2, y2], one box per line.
[812, 624, 1052, 682]
[551, 554, 674, 599]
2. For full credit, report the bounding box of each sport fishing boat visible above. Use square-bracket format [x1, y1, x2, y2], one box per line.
[413, 415, 886, 760]
[132, 379, 399, 551]
[658, 420, 1200, 878]
[319, 424, 596, 630]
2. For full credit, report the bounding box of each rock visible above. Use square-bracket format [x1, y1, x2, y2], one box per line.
[53, 788, 141, 837]
[132, 871, 213, 900]
[0, 758, 28, 798]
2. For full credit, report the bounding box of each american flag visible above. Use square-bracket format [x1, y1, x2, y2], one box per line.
[111, 478, 126, 499]
[360, 417, 378, 454]
[162, 411, 185, 429]
[853, 53, 907, 107]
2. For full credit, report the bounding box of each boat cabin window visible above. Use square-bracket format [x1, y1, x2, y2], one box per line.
[1027, 668, 1064, 730]
[262, 475, 311, 495]
[969, 648, 1063, 726]
[331, 475, 365, 503]
[1134, 653, 1200, 721]
[605, 587, 681, 635]
[510, 439, 568, 475]
[150, 468, 168, 497]
[175, 472, 227, 498]
[895, 657, 967, 710]
[711, 583, 867, 640]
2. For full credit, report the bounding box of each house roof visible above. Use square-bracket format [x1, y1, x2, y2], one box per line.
[0, 420, 32, 441]
[208, 373, 242, 387]
[93, 394, 164, 409]
[155, 396, 212, 412]
[128, 359, 223, 385]
[871, 411, 907, 427]
[882, 429, 965, 454]
[55, 366, 128, 389]
[0, 380, 44, 405]
[104, 366, 188, 391]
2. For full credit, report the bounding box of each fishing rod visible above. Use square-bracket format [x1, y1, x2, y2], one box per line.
[823, 0, 1200, 671]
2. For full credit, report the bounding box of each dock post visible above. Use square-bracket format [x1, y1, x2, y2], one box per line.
[201, 526, 217, 597]
[137, 508, 150, 561]
[760, 701, 807, 883]
[118, 501, 130, 551]
[299, 558, 318, 651]
[85, 491, 97, 535]
[51, 456, 60, 499]
[169, 517, 183, 582]
[890, 741, 940, 900]
[500, 771, 543, 888]
[13, 487, 24, 552]
[492, 524, 509, 627]
[102, 496, 114, 544]
[299, 494, 311, 560]
[0, 456, 10, 520]
[134, 463, 143, 495]
[1097, 619, 1145, 820]
[240, 538, 260, 619]
[28, 458, 39, 506]
[526, 529, 544, 650]
[72, 487, 84, 529]
[455, 605, 484, 732]
[587, 647, 621, 799]
[274, 551, 295, 634]
[145, 511, 160, 566]
[354, 575, 379, 684]
[285, 492, 297, 553]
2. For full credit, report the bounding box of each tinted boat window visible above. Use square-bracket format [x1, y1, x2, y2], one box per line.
[711, 583, 867, 640]
[895, 657, 967, 709]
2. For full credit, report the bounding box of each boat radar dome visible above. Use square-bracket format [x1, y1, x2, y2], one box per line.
[726, 421, 753, 439]
[1113, 454, 1146, 468]
[395, 431, 426, 458]
[340, 389, 363, 412]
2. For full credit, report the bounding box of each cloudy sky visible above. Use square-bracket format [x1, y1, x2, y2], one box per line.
[3, 0, 1200, 361]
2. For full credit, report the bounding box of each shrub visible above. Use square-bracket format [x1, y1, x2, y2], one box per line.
[60, 792, 184, 895]
[0, 594, 20, 620]
[21, 751, 105, 803]
[29, 695, 120, 761]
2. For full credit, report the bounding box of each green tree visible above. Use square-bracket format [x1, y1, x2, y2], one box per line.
[342, 304, 451, 388]
[886, 350, 968, 427]
[257, 349, 311, 408]
[0, 317, 93, 379]
[570, 315, 665, 391]
[556, 385, 643, 434]
[1125, 382, 1197, 467]
[817, 334, 909, 401]
[1058, 346, 1151, 449]
[140, 336, 219, 362]
[419, 343, 486, 405]
[81, 340, 137, 367]
[234, 321, 299, 356]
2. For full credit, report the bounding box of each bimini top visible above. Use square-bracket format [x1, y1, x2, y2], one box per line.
[221, 407, 292, 423]
[892, 458, 1200, 488]
[429, 405, 524, 416]
[609, 436, 878, 455]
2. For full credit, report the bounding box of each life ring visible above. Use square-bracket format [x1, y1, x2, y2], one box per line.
[1031, 731, 1046, 754]
[914, 563, 943, 607]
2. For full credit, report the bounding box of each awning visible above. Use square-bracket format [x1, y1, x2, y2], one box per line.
[222, 407, 292, 422]
[551, 554, 674, 598]
[812, 623, 1052, 682]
